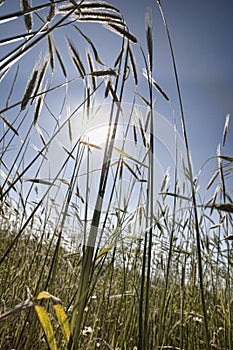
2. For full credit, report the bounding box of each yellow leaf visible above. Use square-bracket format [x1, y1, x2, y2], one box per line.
[54, 304, 71, 344]
[96, 242, 117, 260]
[34, 305, 57, 350]
[34, 291, 51, 300]
[114, 147, 148, 168]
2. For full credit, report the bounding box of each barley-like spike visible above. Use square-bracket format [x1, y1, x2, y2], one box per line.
[145, 9, 153, 72]
[0, 114, 19, 137]
[55, 46, 67, 78]
[35, 124, 46, 146]
[138, 116, 147, 147]
[217, 145, 226, 201]
[143, 69, 169, 101]
[32, 60, 48, 102]
[86, 86, 91, 118]
[114, 47, 124, 68]
[60, 144, 75, 160]
[151, 77, 169, 101]
[222, 113, 230, 147]
[21, 69, 38, 110]
[87, 52, 96, 91]
[6, 64, 19, 108]
[60, 1, 120, 14]
[73, 25, 104, 65]
[34, 96, 43, 125]
[47, 1, 56, 22]
[73, 11, 123, 24]
[133, 124, 137, 144]
[105, 80, 110, 98]
[129, 46, 138, 85]
[47, 34, 55, 72]
[79, 2, 120, 13]
[135, 92, 151, 107]
[208, 203, 233, 214]
[68, 114, 72, 143]
[20, 0, 33, 32]
[206, 170, 219, 190]
[90, 69, 117, 77]
[104, 79, 119, 102]
[107, 23, 137, 43]
[223, 234, 233, 241]
[145, 110, 151, 132]
[68, 38, 86, 78]
[123, 160, 140, 181]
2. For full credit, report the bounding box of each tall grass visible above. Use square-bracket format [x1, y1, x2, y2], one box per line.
[1, 1, 233, 350]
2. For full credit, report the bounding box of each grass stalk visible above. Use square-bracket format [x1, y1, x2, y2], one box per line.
[156, 1, 211, 348]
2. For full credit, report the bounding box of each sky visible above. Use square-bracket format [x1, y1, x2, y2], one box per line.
[109, 0, 233, 187]
[0, 0, 233, 201]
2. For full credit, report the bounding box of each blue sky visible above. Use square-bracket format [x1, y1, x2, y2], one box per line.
[109, 0, 233, 182]
[0, 0, 232, 197]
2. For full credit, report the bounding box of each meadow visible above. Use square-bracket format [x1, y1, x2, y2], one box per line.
[0, 1, 232, 349]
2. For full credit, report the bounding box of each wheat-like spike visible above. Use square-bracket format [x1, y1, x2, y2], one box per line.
[222, 113, 230, 147]
[21, 68, 38, 110]
[20, 0, 33, 32]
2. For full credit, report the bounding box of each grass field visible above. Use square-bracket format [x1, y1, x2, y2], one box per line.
[0, 1, 232, 349]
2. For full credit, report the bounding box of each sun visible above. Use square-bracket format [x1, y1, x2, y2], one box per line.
[83, 124, 112, 149]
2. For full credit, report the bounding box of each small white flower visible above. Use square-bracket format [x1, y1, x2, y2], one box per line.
[82, 326, 93, 336]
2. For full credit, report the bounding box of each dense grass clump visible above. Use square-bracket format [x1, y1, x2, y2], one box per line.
[0, 1, 233, 349]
